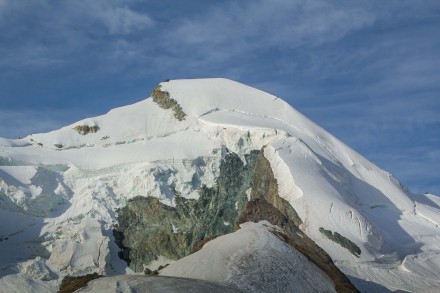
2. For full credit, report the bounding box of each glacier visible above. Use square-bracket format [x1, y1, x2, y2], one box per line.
[0, 78, 439, 292]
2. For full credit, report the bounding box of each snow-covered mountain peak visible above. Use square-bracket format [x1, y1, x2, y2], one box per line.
[13, 79, 282, 151]
[1, 78, 440, 292]
[159, 78, 279, 115]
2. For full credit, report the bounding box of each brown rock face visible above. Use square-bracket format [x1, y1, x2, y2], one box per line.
[150, 85, 186, 121]
[73, 125, 100, 135]
[58, 273, 102, 293]
[250, 150, 302, 226]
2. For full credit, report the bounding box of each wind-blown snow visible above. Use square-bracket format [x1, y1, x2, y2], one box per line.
[0, 78, 439, 292]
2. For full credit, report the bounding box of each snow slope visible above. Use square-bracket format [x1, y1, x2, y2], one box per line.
[77, 275, 241, 293]
[79, 222, 335, 293]
[0, 78, 439, 292]
[161, 221, 336, 292]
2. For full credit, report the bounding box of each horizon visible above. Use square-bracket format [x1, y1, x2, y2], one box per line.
[0, 1, 439, 194]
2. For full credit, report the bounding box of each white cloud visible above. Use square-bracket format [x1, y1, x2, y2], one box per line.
[94, 6, 154, 34]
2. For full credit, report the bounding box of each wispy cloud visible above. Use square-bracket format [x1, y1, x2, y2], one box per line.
[0, 0, 439, 193]
[0, 0, 154, 70]
[160, 0, 376, 71]
[172, 1, 374, 47]
[94, 6, 154, 34]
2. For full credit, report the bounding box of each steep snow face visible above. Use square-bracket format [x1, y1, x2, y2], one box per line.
[0, 78, 439, 292]
[161, 221, 337, 293]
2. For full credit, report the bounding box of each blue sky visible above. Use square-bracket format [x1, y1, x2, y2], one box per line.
[0, 0, 439, 194]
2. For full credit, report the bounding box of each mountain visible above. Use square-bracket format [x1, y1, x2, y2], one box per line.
[0, 78, 439, 292]
[79, 221, 345, 293]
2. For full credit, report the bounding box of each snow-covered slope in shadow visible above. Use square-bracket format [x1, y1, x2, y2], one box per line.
[76, 275, 241, 293]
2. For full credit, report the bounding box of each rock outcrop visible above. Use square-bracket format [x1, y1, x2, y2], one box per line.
[319, 227, 361, 257]
[73, 125, 100, 135]
[58, 273, 102, 293]
[150, 85, 186, 121]
[113, 150, 259, 272]
[250, 149, 302, 226]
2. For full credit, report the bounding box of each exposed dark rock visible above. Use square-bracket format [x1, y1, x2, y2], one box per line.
[235, 198, 292, 230]
[58, 273, 102, 293]
[150, 85, 186, 121]
[158, 264, 169, 270]
[237, 198, 358, 293]
[113, 147, 359, 292]
[112, 229, 131, 266]
[113, 150, 260, 272]
[114, 196, 187, 272]
[319, 227, 361, 257]
[54, 144, 63, 149]
[73, 125, 100, 135]
[144, 268, 159, 275]
[250, 149, 302, 226]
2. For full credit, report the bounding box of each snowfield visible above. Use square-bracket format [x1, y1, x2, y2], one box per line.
[161, 221, 336, 292]
[0, 78, 439, 292]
